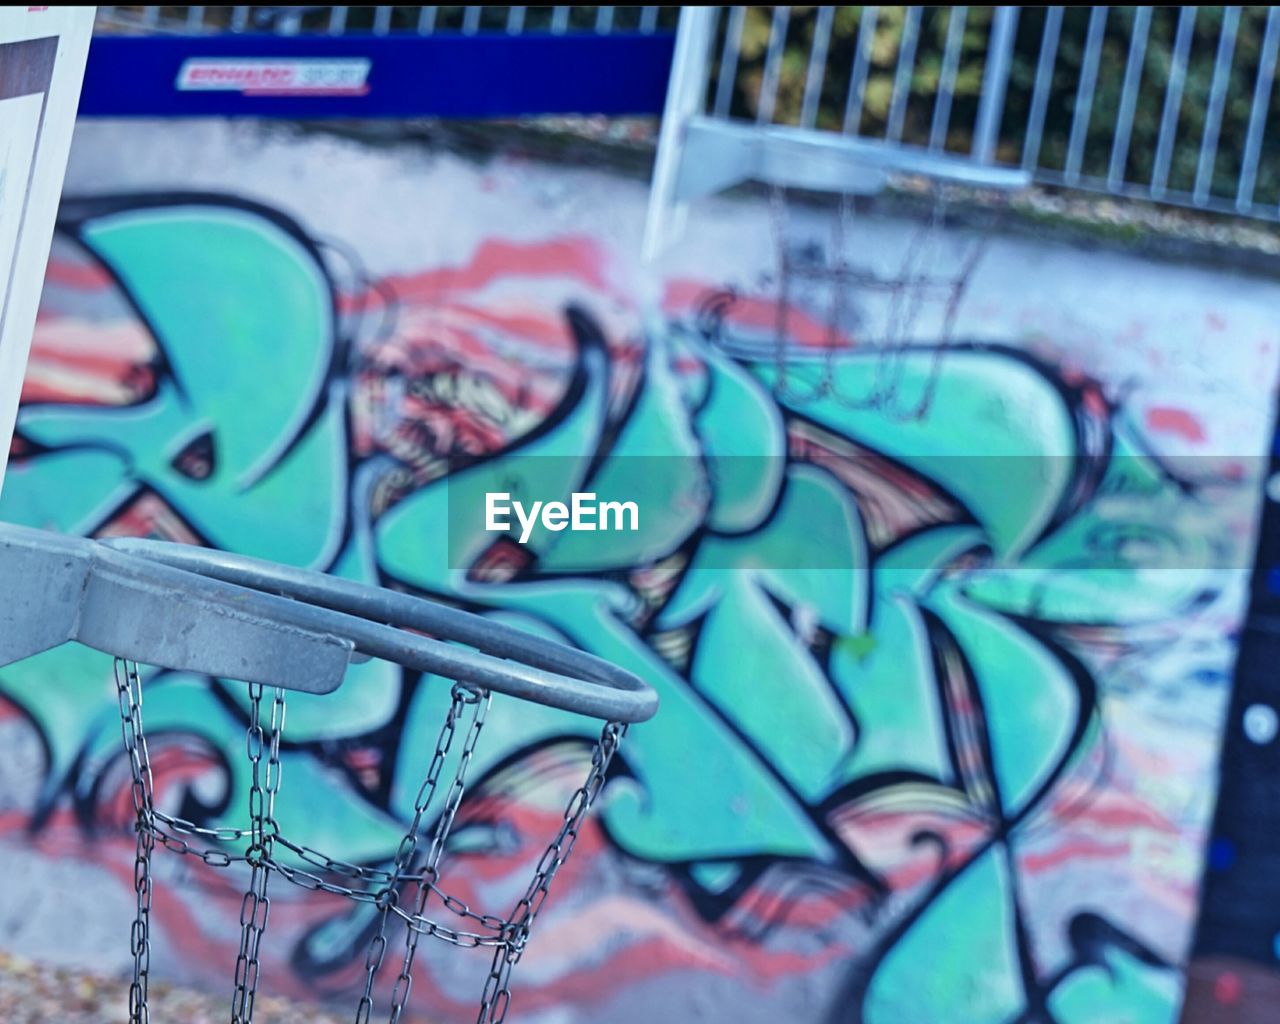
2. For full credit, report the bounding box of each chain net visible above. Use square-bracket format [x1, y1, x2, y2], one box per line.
[703, 183, 988, 423]
[113, 658, 626, 1023]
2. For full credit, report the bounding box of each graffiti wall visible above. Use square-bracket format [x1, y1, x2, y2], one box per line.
[1, 119, 1278, 1023]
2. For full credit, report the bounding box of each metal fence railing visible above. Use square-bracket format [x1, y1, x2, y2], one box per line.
[95, 6, 679, 37]
[91, 5, 1280, 228]
[688, 6, 1280, 222]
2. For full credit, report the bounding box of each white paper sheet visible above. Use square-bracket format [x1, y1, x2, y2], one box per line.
[0, 92, 46, 341]
[0, 8, 95, 496]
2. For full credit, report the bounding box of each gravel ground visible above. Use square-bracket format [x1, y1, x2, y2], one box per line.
[0, 952, 351, 1024]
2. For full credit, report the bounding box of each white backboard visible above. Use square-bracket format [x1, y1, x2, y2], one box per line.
[0, 8, 94, 498]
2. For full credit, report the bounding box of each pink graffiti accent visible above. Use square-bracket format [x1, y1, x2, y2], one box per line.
[789, 420, 964, 550]
[1045, 786, 1181, 838]
[1019, 838, 1131, 874]
[1214, 970, 1243, 1005]
[726, 870, 871, 935]
[367, 237, 619, 305]
[42, 257, 116, 292]
[94, 492, 204, 545]
[830, 802, 991, 894]
[1146, 406, 1207, 444]
[662, 279, 857, 349]
[353, 236, 644, 463]
[23, 319, 156, 406]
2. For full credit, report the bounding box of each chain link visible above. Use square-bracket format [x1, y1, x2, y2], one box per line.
[154, 809, 254, 845]
[151, 819, 244, 868]
[355, 686, 488, 1018]
[272, 834, 398, 883]
[231, 684, 286, 1024]
[115, 659, 154, 1024]
[111, 661, 627, 1024]
[762, 182, 985, 422]
[387, 684, 489, 1023]
[478, 721, 625, 1024]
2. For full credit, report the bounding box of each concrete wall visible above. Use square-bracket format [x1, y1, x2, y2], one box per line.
[1, 118, 1278, 1023]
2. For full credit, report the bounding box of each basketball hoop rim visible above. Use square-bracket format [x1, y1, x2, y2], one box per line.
[105, 535, 659, 724]
[0, 523, 656, 724]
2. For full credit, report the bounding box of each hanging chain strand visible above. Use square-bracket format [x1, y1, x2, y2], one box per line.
[877, 187, 947, 421]
[386, 685, 490, 1023]
[823, 190, 884, 410]
[905, 188, 989, 421]
[760, 180, 987, 424]
[111, 663, 628, 1024]
[231, 684, 286, 1024]
[353, 684, 488, 1024]
[478, 721, 626, 1024]
[116, 659, 155, 1024]
[769, 183, 812, 403]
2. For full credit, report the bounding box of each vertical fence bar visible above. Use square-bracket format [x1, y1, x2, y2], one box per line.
[843, 7, 879, 135]
[329, 6, 350, 34]
[1194, 6, 1241, 204]
[551, 7, 571, 33]
[1239, 6, 1280, 211]
[1107, 6, 1151, 189]
[462, 6, 482, 34]
[185, 6, 205, 31]
[800, 6, 836, 130]
[644, 7, 719, 261]
[1022, 6, 1062, 171]
[596, 6, 613, 33]
[886, 6, 922, 142]
[637, 3, 1280, 224]
[930, 6, 968, 151]
[229, 6, 249, 31]
[417, 6, 438, 33]
[142, 6, 160, 28]
[1152, 6, 1197, 199]
[973, 5, 1018, 162]
[756, 6, 792, 125]
[714, 7, 747, 118]
[506, 6, 526, 33]
[373, 6, 393, 35]
[1064, 7, 1107, 183]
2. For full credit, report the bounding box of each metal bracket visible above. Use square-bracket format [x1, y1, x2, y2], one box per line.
[677, 117, 1031, 202]
[0, 522, 354, 693]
